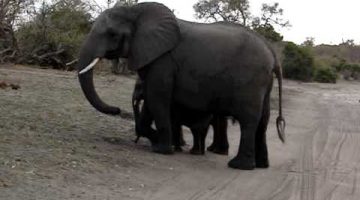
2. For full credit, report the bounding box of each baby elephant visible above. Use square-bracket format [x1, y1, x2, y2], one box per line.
[132, 79, 229, 155]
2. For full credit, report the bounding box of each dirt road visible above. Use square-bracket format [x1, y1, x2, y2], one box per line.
[1, 65, 360, 200]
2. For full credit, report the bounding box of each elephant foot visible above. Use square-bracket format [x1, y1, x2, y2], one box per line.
[190, 147, 205, 155]
[255, 157, 269, 168]
[211, 148, 229, 155]
[152, 144, 174, 155]
[207, 145, 229, 155]
[207, 144, 215, 151]
[228, 156, 255, 170]
[174, 146, 183, 152]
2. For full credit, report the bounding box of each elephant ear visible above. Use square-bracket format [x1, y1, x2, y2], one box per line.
[128, 3, 180, 70]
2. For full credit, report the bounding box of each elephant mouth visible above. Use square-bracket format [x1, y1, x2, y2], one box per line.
[105, 49, 122, 60]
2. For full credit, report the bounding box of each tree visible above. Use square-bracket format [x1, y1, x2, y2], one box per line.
[251, 3, 290, 42]
[15, 0, 93, 68]
[282, 42, 315, 81]
[193, 0, 251, 26]
[252, 24, 283, 42]
[340, 39, 355, 47]
[193, 1, 290, 42]
[114, 0, 138, 7]
[252, 3, 290, 28]
[302, 37, 315, 47]
[0, 0, 36, 63]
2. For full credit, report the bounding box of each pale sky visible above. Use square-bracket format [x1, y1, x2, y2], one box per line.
[96, 0, 359, 45]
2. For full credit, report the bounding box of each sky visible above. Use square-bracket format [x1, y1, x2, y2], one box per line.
[96, 0, 360, 45]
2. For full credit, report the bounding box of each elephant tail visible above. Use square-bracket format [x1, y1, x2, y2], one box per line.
[273, 58, 286, 143]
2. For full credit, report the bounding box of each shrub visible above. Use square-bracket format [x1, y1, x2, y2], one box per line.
[333, 60, 360, 80]
[253, 24, 283, 42]
[15, 0, 92, 69]
[282, 42, 315, 81]
[314, 67, 337, 83]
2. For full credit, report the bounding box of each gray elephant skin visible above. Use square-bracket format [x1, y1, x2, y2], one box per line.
[132, 79, 229, 155]
[77, 2, 285, 170]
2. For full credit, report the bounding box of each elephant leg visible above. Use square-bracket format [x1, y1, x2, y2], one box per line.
[190, 124, 209, 155]
[190, 128, 201, 155]
[228, 121, 258, 170]
[228, 101, 263, 170]
[207, 116, 229, 155]
[199, 127, 208, 155]
[136, 101, 157, 144]
[143, 56, 175, 154]
[255, 92, 271, 168]
[207, 117, 217, 151]
[147, 94, 173, 154]
[172, 121, 183, 152]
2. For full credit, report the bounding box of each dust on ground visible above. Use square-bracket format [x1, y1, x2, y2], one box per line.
[1, 64, 360, 200]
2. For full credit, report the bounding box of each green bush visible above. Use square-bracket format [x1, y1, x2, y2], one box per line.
[332, 60, 360, 80]
[15, 1, 92, 69]
[282, 42, 315, 81]
[253, 24, 283, 42]
[314, 67, 337, 83]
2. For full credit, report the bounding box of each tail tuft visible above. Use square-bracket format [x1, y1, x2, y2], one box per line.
[276, 116, 286, 143]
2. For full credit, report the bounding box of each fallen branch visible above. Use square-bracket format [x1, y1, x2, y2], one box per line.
[0, 49, 16, 63]
[66, 59, 78, 66]
[37, 49, 65, 60]
[0, 48, 12, 55]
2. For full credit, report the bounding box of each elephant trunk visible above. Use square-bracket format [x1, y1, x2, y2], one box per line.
[77, 53, 121, 115]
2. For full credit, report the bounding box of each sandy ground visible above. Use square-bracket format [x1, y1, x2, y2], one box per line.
[1, 64, 360, 200]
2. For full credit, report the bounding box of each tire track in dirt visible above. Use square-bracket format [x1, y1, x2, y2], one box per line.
[284, 88, 318, 200]
[125, 81, 360, 200]
[297, 83, 360, 200]
[2, 66, 360, 200]
[314, 101, 360, 200]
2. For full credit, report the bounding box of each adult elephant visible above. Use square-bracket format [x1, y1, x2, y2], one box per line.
[77, 2, 285, 169]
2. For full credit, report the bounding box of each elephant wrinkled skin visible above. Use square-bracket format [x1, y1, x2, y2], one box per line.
[132, 79, 229, 155]
[77, 2, 285, 170]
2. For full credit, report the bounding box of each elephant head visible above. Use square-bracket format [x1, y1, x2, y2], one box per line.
[77, 2, 180, 115]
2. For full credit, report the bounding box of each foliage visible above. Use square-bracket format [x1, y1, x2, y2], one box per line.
[302, 37, 315, 47]
[0, 0, 37, 63]
[333, 61, 360, 80]
[251, 3, 290, 42]
[114, 0, 138, 7]
[313, 67, 337, 83]
[340, 39, 355, 47]
[282, 42, 315, 81]
[14, 0, 92, 69]
[251, 2, 290, 28]
[193, 1, 289, 42]
[193, 0, 251, 26]
[312, 47, 360, 81]
[253, 24, 283, 42]
[313, 44, 360, 68]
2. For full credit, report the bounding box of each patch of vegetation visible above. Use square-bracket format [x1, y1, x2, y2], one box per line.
[15, 1, 93, 69]
[334, 61, 360, 80]
[282, 42, 315, 81]
[313, 67, 337, 83]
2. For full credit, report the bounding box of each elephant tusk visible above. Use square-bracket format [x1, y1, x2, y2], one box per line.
[79, 58, 100, 74]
